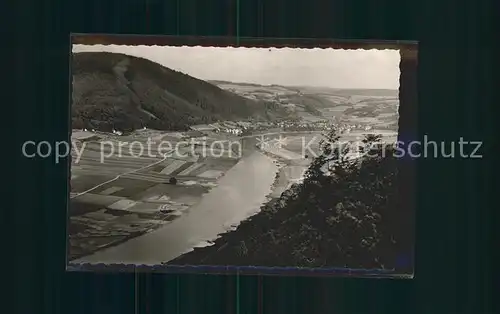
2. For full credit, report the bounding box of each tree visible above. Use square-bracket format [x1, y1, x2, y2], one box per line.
[362, 134, 382, 149]
[169, 177, 177, 185]
[287, 130, 400, 268]
[172, 129, 404, 270]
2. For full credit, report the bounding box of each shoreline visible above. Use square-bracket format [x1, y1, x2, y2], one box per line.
[181, 152, 287, 254]
[68, 209, 180, 261]
[166, 152, 304, 265]
[165, 191, 288, 265]
[68, 149, 283, 263]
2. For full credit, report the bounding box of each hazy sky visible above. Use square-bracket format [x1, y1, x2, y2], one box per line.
[73, 44, 400, 89]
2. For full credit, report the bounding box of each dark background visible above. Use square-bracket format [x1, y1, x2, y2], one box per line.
[9, 0, 493, 313]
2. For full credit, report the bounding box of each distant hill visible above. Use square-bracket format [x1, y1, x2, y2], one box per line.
[209, 80, 303, 93]
[208, 80, 266, 88]
[71, 52, 286, 132]
[330, 89, 398, 97]
[210, 81, 398, 97]
[297, 87, 399, 97]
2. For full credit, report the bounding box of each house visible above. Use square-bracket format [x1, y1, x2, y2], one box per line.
[222, 128, 242, 135]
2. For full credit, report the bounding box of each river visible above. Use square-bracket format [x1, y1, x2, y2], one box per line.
[74, 150, 278, 265]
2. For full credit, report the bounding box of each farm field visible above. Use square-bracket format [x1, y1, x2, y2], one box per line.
[68, 129, 241, 260]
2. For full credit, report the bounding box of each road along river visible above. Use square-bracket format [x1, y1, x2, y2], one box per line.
[73, 149, 278, 265]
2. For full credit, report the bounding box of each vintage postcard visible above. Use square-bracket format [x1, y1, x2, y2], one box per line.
[67, 35, 417, 277]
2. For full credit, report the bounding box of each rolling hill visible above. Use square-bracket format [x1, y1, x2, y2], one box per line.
[209, 81, 399, 126]
[71, 52, 287, 132]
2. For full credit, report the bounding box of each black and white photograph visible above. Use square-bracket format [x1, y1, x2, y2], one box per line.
[67, 36, 415, 276]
